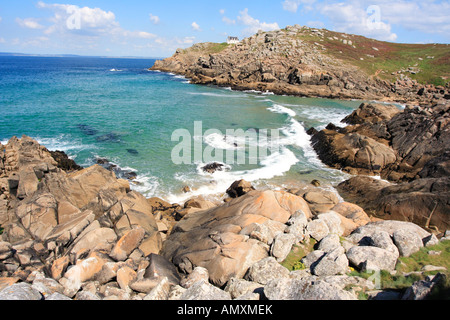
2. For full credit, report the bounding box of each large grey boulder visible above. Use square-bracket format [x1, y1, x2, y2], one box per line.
[245, 257, 290, 285]
[346, 246, 398, 271]
[264, 277, 357, 300]
[312, 246, 349, 276]
[393, 229, 423, 257]
[270, 233, 296, 262]
[0, 283, 43, 300]
[179, 280, 231, 300]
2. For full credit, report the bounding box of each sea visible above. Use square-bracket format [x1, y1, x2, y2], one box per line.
[0, 55, 369, 204]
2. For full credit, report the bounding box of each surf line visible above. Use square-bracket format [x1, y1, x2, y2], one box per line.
[170, 121, 282, 166]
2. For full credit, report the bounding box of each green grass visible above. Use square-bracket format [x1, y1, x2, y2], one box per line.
[348, 240, 450, 299]
[282, 237, 450, 299]
[293, 29, 450, 86]
[281, 238, 317, 271]
[206, 42, 230, 54]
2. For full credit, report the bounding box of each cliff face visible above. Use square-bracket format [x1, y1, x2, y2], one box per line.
[151, 25, 450, 104]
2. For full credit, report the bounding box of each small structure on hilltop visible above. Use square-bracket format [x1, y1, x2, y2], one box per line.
[227, 36, 239, 44]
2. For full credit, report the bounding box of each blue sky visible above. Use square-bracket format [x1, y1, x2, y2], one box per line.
[0, 0, 449, 57]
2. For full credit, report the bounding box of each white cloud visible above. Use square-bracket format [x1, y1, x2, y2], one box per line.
[126, 31, 157, 39]
[191, 21, 201, 31]
[149, 13, 160, 25]
[316, 1, 450, 42]
[37, 2, 119, 35]
[375, 0, 450, 36]
[0, 37, 5, 43]
[16, 18, 45, 29]
[237, 8, 280, 36]
[282, 0, 316, 13]
[219, 9, 225, 15]
[222, 16, 236, 25]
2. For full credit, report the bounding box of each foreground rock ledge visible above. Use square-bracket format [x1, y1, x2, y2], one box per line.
[0, 136, 448, 300]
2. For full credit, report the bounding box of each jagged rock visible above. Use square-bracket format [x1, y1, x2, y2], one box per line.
[317, 233, 341, 252]
[245, 257, 290, 285]
[224, 277, 263, 299]
[270, 233, 296, 262]
[285, 211, 308, 242]
[180, 266, 209, 289]
[338, 176, 450, 232]
[226, 180, 255, 198]
[342, 103, 401, 125]
[311, 130, 397, 175]
[59, 251, 110, 297]
[347, 220, 431, 245]
[179, 280, 231, 300]
[201, 162, 226, 174]
[109, 227, 146, 261]
[143, 277, 171, 300]
[402, 273, 446, 300]
[312, 246, 349, 276]
[116, 266, 137, 291]
[144, 254, 181, 287]
[306, 219, 329, 241]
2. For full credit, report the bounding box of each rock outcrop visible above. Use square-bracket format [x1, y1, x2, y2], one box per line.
[309, 102, 450, 232]
[151, 26, 449, 104]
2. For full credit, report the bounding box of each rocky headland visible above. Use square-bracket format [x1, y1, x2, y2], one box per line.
[150, 25, 450, 105]
[0, 134, 448, 300]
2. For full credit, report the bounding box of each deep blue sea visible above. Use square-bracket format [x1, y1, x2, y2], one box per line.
[0, 55, 364, 203]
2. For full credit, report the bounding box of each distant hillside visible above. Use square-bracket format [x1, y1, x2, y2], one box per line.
[151, 25, 450, 104]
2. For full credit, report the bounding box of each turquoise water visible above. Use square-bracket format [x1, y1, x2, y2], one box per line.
[0, 56, 362, 203]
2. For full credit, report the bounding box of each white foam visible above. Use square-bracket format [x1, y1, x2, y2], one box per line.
[267, 104, 297, 117]
[130, 174, 161, 198]
[243, 89, 274, 95]
[294, 106, 351, 129]
[279, 119, 311, 149]
[35, 135, 95, 154]
[188, 92, 246, 98]
[166, 148, 299, 205]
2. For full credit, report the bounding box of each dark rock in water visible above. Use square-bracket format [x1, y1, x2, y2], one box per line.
[77, 124, 98, 136]
[49, 150, 83, 172]
[311, 179, 321, 187]
[306, 127, 319, 136]
[95, 157, 137, 180]
[144, 253, 180, 286]
[325, 123, 342, 131]
[226, 179, 255, 198]
[126, 149, 139, 155]
[202, 162, 225, 174]
[95, 133, 121, 143]
[95, 157, 109, 165]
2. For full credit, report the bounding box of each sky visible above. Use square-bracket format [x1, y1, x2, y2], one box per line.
[0, 0, 449, 57]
